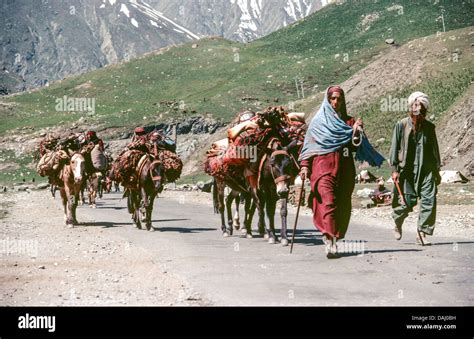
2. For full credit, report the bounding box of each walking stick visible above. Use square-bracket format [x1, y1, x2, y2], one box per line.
[290, 177, 305, 254]
[394, 178, 424, 246]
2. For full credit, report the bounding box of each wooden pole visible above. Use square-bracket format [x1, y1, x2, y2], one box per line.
[290, 178, 305, 253]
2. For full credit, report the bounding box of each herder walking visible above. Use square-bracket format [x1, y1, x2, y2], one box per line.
[389, 91, 441, 245]
[299, 85, 384, 258]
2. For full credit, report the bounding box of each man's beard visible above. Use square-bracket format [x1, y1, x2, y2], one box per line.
[411, 113, 425, 132]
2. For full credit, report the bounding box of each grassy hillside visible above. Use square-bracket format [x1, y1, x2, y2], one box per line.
[1, 0, 473, 184]
[1, 0, 473, 135]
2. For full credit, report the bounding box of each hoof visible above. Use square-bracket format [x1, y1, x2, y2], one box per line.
[240, 228, 248, 235]
[223, 231, 230, 237]
[92, 204, 96, 209]
[148, 227, 155, 232]
[246, 233, 253, 239]
[281, 238, 289, 246]
[268, 238, 275, 244]
[233, 220, 240, 230]
[263, 234, 269, 240]
[326, 252, 341, 259]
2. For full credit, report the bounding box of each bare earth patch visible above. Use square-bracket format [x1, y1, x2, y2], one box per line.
[0, 190, 208, 306]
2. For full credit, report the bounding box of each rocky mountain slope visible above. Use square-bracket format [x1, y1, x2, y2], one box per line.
[1, 1, 473, 184]
[336, 28, 474, 176]
[437, 84, 474, 177]
[0, 0, 322, 94]
[148, 0, 323, 42]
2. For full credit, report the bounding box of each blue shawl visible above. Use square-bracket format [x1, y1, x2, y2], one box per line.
[299, 88, 385, 167]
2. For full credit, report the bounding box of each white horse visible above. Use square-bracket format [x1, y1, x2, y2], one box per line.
[59, 153, 86, 227]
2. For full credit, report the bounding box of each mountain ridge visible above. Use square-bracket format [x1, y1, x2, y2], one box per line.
[0, 0, 323, 94]
[1, 0, 473, 183]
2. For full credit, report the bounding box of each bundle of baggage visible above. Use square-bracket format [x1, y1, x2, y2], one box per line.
[38, 134, 61, 157]
[112, 130, 182, 187]
[111, 149, 144, 188]
[204, 138, 244, 180]
[204, 106, 307, 179]
[36, 148, 69, 179]
[157, 149, 183, 183]
[282, 111, 307, 144]
[36, 133, 94, 185]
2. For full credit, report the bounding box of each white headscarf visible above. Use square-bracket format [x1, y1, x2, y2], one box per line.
[408, 91, 430, 113]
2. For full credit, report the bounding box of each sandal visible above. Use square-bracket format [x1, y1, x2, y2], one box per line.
[393, 224, 402, 240]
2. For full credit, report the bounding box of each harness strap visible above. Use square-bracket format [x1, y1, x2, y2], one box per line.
[257, 138, 279, 188]
[257, 153, 267, 189]
[136, 154, 149, 189]
[268, 140, 296, 185]
[150, 159, 162, 181]
[290, 153, 300, 171]
[270, 150, 288, 157]
[274, 174, 290, 184]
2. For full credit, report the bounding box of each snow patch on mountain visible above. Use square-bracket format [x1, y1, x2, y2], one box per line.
[233, 0, 262, 40]
[232, 0, 316, 41]
[284, 0, 312, 21]
[130, 0, 200, 39]
[120, 4, 130, 17]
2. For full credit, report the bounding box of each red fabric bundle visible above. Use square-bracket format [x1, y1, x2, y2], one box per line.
[223, 142, 249, 167]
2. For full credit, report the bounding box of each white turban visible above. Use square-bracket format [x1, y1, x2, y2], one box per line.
[408, 91, 430, 113]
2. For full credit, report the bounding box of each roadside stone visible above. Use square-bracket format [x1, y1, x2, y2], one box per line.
[14, 185, 28, 192]
[356, 188, 374, 198]
[36, 183, 49, 190]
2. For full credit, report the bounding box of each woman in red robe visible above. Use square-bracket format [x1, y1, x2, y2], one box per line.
[299, 86, 363, 258]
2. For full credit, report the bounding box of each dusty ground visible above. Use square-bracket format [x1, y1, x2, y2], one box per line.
[162, 183, 474, 239]
[1, 184, 472, 306]
[0, 189, 208, 306]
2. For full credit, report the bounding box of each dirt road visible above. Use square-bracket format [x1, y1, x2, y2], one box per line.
[1, 189, 473, 306]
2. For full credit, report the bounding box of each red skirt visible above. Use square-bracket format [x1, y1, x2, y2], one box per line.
[308, 149, 355, 239]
